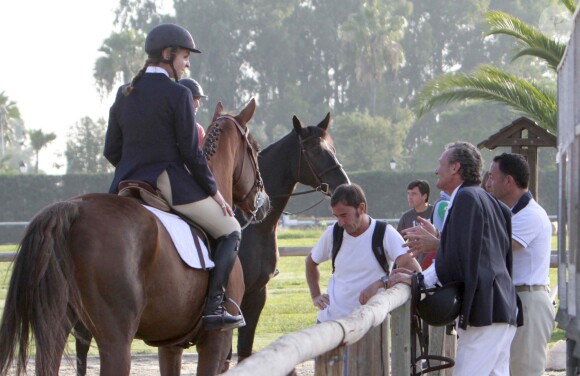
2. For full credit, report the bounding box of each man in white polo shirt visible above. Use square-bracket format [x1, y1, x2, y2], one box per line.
[487, 152, 555, 376]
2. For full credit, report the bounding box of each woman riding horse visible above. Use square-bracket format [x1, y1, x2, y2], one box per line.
[104, 23, 243, 331]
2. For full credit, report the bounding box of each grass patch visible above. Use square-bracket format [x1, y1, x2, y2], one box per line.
[246, 256, 331, 350]
[276, 227, 326, 239]
[0, 244, 17, 253]
[276, 227, 325, 247]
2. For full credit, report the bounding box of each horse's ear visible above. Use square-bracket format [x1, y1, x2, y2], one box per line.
[316, 112, 331, 130]
[292, 115, 303, 135]
[212, 102, 224, 122]
[237, 98, 256, 125]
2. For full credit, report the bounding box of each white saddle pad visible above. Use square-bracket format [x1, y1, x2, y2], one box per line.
[143, 205, 215, 269]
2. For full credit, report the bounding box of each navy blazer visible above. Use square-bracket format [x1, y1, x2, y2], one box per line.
[435, 183, 518, 330]
[104, 73, 217, 205]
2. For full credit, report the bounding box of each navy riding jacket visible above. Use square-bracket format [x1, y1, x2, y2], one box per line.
[104, 73, 217, 205]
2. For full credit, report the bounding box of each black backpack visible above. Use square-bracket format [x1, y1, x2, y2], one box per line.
[331, 220, 389, 274]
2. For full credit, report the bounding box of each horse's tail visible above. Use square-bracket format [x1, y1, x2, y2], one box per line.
[0, 200, 82, 376]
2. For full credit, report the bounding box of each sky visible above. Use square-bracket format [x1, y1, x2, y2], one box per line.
[0, 1, 161, 174]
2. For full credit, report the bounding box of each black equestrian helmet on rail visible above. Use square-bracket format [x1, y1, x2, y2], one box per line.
[416, 281, 464, 327]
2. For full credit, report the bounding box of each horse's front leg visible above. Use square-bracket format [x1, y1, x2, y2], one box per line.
[237, 287, 268, 360]
[159, 346, 184, 376]
[196, 330, 233, 376]
[74, 321, 93, 376]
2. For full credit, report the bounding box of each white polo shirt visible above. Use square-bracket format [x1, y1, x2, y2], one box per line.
[511, 198, 552, 286]
[310, 219, 407, 322]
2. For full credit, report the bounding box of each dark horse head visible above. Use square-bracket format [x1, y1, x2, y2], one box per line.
[204, 98, 270, 224]
[288, 112, 350, 195]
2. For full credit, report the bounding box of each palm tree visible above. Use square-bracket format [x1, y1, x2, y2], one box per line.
[339, 0, 409, 115]
[0, 91, 22, 156]
[28, 129, 56, 174]
[94, 30, 145, 97]
[414, 2, 575, 133]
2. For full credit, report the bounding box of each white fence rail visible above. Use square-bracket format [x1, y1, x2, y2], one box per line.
[224, 284, 412, 376]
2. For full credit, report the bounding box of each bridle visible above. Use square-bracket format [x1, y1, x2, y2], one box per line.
[269, 131, 344, 200]
[204, 115, 266, 226]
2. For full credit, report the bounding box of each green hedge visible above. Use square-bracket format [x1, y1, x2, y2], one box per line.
[0, 170, 558, 244]
[0, 174, 112, 244]
[284, 170, 558, 220]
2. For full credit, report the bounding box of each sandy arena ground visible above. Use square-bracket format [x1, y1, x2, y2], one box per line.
[21, 353, 566, 375]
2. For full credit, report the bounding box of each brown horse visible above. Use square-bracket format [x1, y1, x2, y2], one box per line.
[0, 98, 269, 376]
[236, 113, 350, 360]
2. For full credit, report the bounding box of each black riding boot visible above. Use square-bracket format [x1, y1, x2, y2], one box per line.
[202, 231, 245, 331]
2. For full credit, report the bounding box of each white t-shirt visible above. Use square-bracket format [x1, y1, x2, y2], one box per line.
[511, 198, 552, 286]
[310, 219, 407, 322]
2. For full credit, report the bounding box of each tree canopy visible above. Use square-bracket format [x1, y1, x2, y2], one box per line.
[65, 117, 112, 174]
[0, 0, 552, 175]
[413, 1, 573, 134]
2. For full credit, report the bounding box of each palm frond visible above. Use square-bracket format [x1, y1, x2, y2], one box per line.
[561, 0, 576, 14]
[511, 47, 564, 71]
[485, 10, 566, 72]
[414, 65, 556, 132]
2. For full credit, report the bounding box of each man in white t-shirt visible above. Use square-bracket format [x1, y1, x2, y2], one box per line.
[487, 152, 555, 376]
[305, 183, 421, 322]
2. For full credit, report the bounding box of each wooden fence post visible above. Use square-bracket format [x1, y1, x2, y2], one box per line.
[390, 300, 411, 375]
[314, 322, 390, 376]
[428, 325, 457, 376]
[315, 346, 345, 376]
[443, 326, 457, 376]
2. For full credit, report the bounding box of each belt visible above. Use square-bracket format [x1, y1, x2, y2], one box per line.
[516, 285, 547, 292]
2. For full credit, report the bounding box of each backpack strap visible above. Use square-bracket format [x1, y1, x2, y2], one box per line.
[372, 220, 389, 274]
[331, 219, 390, 274]
[331, 223, 343, 274]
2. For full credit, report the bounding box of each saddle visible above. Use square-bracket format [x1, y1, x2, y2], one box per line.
[117, 180, 212, 254]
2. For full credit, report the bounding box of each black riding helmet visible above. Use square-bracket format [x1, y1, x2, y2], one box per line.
[179, 78, 207, 99]
[145, 23, 201, 55]
[416, 281, 463, 327]
[412, 272, 463, 327]
[145, 24, 200, 82]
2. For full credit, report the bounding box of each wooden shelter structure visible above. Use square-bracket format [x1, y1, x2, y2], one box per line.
[477, 116, 556, 199]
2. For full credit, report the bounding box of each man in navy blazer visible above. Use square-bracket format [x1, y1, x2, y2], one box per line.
[391, 141, 519, 375]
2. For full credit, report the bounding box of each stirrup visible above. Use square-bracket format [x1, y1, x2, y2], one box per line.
[202, 297, 246, 331]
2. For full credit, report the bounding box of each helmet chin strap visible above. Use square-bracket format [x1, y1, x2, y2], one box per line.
[161, 47, 180, 82]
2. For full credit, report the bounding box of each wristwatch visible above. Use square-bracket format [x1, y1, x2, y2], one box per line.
[380, 275, 389, 289]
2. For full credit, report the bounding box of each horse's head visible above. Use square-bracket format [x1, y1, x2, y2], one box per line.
[291, 113, 350, 194]
[203, 98, 270, 223]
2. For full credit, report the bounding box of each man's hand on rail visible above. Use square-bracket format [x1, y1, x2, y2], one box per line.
[359, 279, 384, 305]
[312, 294, 330, 310]
[387, 268, 414, 288]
